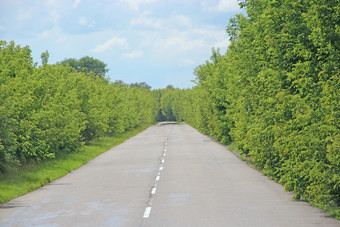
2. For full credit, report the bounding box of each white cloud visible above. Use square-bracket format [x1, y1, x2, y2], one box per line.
[37, 27, 61, 39]
[170, 15, 192, 28]
[92, 36, 129, 53]
[122, 50, 144, 59]
[201, 0, 240, 12]
[180, 58, 195, 66]
[78, 16, 95, 27]
[120, 0, 156, 11]
[131, 17, 162, 29]
[131, 15, 191, 29]
[44, 0, 62, 24]
[46, 0, 59, 8]
[146, 23, 231, 67]
[51, 13, 59, 24]
[17, 8, 33, 22]
[78, 17, 87, 25]
[153, 27, 226, 53]
[191, 28, 226, 40]
[212, 39, 230, 50]
[156, 36, 205, 52]
[0, 25, 6, 30]
[150, 31, 206, 67]
[73, 0, 81, 8]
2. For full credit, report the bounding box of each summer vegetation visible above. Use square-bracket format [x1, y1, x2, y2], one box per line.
[158, 0, 340, 209]
[0, 40, 158, 173]
[0, 0, 339, 217]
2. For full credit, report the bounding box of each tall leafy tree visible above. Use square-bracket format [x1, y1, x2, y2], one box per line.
[40, 50, 49, 65]
[129, 82, 152, 90]
[60, 56, 109, 78]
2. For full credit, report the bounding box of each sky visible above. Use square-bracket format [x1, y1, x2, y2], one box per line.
[0, 0, 244, 89]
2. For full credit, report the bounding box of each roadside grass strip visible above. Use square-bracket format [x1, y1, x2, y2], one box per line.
[0, 124, 153, 205]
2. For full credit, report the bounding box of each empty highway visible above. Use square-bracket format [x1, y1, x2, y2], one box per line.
[1, 123, 339, 226]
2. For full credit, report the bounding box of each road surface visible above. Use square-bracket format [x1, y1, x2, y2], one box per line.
[1, 123, 339, 226]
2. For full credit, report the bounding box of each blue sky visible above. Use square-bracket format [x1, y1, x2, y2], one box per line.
[0, 0, 243, 89]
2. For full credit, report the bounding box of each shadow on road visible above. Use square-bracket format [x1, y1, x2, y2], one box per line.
[157, 122, 177, 126]
[0, 201, 28, 209]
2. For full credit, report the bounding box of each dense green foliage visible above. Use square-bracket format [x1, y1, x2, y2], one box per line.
[0, 41, 157, 173]
[160, 0, 340, 207]
[60, 56, 109, 78]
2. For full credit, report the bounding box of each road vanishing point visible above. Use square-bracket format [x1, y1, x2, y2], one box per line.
[1, 123, 339, 227]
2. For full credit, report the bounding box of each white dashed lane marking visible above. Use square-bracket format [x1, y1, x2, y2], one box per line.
[151, 187, 157, 195]
[142, 132, 170, 220]
[143, 207, 152, 218]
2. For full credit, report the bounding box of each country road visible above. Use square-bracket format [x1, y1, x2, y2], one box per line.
[0, 123, 339, 227]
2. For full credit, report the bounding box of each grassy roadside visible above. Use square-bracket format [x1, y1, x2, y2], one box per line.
[0, 124, 153, 205]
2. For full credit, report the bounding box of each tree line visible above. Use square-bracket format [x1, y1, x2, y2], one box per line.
[158, 0, 339, 207]
[0, 41, 158, 172]
[1, 0, 339, 209]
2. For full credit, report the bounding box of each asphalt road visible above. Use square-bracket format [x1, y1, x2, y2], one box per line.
[0, 123, 339, 227]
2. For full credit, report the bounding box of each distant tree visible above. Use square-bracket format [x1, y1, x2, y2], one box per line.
[61, 56, 108, 78]
[61, 58, 79, 70]
[40, 50, 49, 65]
[129, 82, 151, 90]
[112, 80, 128, 87]
[210, 47, 221, 64]
[166, 84, 174, 89]
[78, 56, 108, 78]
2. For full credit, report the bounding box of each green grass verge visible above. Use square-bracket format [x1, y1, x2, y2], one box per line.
[0, 124, 153, 205]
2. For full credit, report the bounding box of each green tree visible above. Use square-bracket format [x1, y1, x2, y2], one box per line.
[40, 50, 49, 65]
[129, 82, 152, 90]
[61, 56, 109, 78]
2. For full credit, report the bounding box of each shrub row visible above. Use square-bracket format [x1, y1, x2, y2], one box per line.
[160, 0, 339, 206]
[0, 41, 158, 172]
